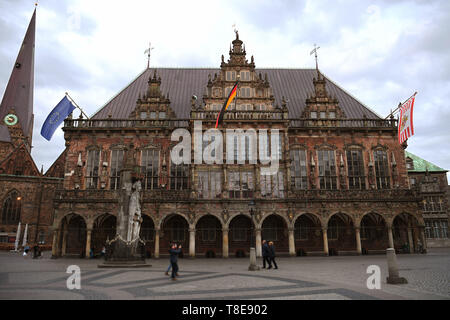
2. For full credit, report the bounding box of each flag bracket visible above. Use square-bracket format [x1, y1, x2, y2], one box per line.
[65, 92, 90, 120]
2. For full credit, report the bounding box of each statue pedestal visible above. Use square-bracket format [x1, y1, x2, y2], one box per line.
[98, 236, 151, 268]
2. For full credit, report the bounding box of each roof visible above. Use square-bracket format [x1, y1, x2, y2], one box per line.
[0, 9, 35, 142]
[405, 151, 447, 173]
[92, 68, 381, 120]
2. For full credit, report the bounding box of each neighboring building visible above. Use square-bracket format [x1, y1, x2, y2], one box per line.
[50, 32, 424, 259]
[406, 152, 449, 247]
[0, 10, 63, 250]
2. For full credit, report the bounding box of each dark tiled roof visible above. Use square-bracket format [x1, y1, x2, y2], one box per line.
[92, 68, 381, 120]
[0, 10, 35, 142]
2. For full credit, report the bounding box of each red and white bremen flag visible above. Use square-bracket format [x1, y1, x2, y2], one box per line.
[398, 93, 417, 144]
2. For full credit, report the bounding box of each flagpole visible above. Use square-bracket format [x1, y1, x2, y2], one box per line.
[65, 92, 90, 119]
[385, 91, 418, 119]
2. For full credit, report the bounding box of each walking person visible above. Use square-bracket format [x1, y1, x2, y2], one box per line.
[268, 241, 278, 269]
[261, 240, 272, 269]
[169, 243, 182, 281]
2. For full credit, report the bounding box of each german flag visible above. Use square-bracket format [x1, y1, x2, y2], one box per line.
[215, 81, 239, 128]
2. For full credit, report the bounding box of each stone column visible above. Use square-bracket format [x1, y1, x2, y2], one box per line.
[407, 228, 414, 253]
[322, 227, 329, 256]
[85, 229, 92, 258]
[420, 227, 427, 251]
[388, 226, 394, 249]
[355, 227, 362, 255]
[61, 230, 68, 256]
[154, 229, 160, 259]
[189, 228, 196, 258]
[288, 228, 296, 256]
[51, 230, 58, 258]
[255, 228, 262, 257]
[222, 228, 229, 258]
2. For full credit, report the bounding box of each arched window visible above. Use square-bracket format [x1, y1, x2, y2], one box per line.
[2, 191, 21, 225]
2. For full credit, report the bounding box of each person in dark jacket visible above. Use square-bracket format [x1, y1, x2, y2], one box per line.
[261, 240, 272, 269]
[169, 243, 182, 280]
[268, 241, 278, 269]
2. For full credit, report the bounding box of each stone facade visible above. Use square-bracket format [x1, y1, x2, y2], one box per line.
[50, 35, 425, 259]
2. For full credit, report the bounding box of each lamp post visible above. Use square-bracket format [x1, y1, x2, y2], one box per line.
[248, 200, 259, 271]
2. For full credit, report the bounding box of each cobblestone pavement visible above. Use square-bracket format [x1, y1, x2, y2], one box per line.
[0, 248, 448, 300]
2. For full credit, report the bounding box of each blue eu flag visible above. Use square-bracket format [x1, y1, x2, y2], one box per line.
[40, 96, 76, 141]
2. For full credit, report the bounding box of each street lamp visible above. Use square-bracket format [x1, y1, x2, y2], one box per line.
[248, 200, 259, 271]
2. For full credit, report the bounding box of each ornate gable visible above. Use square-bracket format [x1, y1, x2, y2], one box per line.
[45, 148, 67, 178]
[129, 70, 176, 120]
[0, 143, 40, 176]
[199, 32, 278, 115]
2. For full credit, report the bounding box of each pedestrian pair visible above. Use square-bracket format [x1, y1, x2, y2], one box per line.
[262, 240, 278, 269]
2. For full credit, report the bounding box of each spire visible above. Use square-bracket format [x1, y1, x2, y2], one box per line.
[0, 9, 36, 147]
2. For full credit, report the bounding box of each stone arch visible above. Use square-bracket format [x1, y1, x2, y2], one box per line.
[91, 213, 116, 255]
[158, 213, 189, 230]
[360, 212, 389, 253]
[193, 213, 225, 229]
[195, 214, 223, 257]
[259, 212, 290, 230]
[140, 214, 155, 258]
[225, 212, 252, 229]
[327, 212, 356, 255]
[261, 214, 289, 253]
[228, 214, 252, 257]
[160, 213, 190, 256]
[293, 213, 323, 256]
[59, 213, 87, 257]
[392, 212, 421, 253]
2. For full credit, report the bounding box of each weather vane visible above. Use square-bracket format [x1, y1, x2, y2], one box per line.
[232, 23, 238, 38]
[144, 42, 155, 69]
[310, 44, 320, 71]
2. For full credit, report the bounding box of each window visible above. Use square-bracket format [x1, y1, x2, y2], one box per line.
[423, 196, 443, 212]
[320, 112, 326, 119]
[256, 104, 266, 111]
[150, 112, 156, 119]
[346, 150, 366, 190]
[86, 150, 100, 189]
[232, 227, 247, 241]
[310, 111, 317, 119]
[1, 191, 21, 225]
[110, 150, 124, 190]
[170, 161, 189, 190]
[140, 112, 147, 119]
[373, 150, 390, 189]
[318, 150, 337, 190]
[260, 171, 284, 198]
[290, 149, 308, 190]
[240, 71, 250, 81]
[142, 149, 159, 190]
[425, 220, 448, 239]
[228, 171, 254, 198]
[226, 71, 236, 81]
[410, 178, 416, 186]
[329, 111, 336, 119]
[198, 171, 222, 199]
[240, 87, 251, 98]
[159, 112, 166, 119]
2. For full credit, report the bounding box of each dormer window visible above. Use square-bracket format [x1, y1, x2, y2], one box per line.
[320, 112, 326, 119]
[150, 112, 157, 119]
[310, 111, 317, 119]
[226, 71, 236, 81]
[140, 112, 147, 119]
[240, 71, 250, 81]
[329, 111, 336, 119]
[159, 112, 166, 119]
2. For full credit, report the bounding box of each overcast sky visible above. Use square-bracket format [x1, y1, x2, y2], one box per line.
[0, 0, 449, 180]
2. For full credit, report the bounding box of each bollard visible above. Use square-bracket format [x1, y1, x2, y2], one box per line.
[386, 248, 407, 284]
[248, 248, 260, 271]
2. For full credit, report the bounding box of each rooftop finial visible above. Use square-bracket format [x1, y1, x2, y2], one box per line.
[144, 42, 154, 69]
[310, 44, 321, 75]
[232, 23, 239, 40]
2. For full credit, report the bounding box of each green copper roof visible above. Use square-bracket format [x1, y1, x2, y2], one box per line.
[405, 151, 447, 172]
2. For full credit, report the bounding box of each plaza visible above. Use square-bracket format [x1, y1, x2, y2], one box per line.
[0, 248, 448, 300]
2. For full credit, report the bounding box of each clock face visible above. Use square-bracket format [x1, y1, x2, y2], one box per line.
[4, 114, 18, 126]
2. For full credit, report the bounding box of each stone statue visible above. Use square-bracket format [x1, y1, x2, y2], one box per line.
[127, 180, 143, 242]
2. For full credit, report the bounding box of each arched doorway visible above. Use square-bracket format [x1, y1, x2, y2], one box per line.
[229, 215, 252, 257]
[196, 215, 222, 257]
[294, 214, 322, 256]
[393, 213, 420, 253]
[262, 215, 289, 254]
[140, 215, 155, 258]
[61, 214, 86, 257]
[327, 213, 356, 255]
[161, 214, 189, 257]
[92, 214, 116, 255]
[360, 213, 388, 254]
